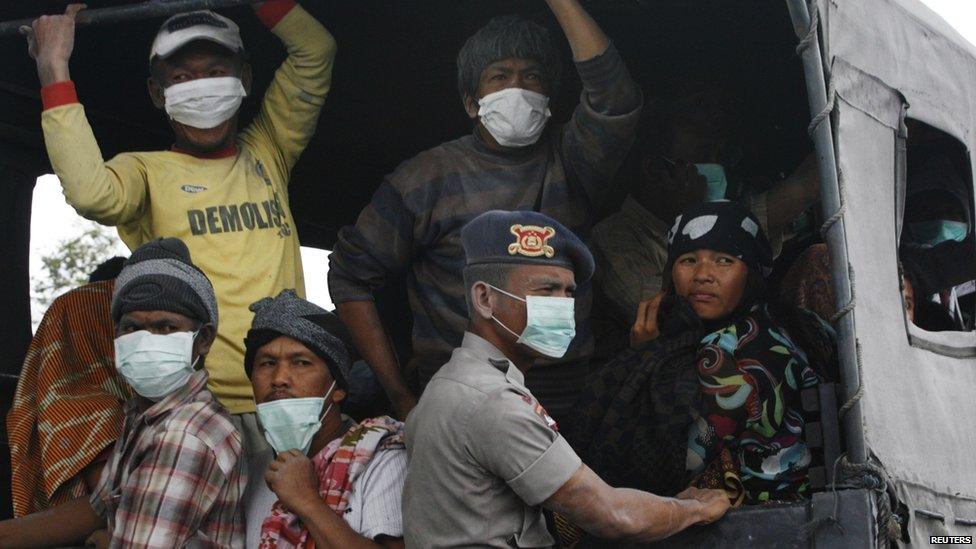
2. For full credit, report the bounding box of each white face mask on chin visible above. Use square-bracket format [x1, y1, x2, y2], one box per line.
[477, 87, 552, 148]
[164, 76, 247, 130]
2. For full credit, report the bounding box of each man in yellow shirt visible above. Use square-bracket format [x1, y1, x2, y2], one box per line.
[22, 0, 336, 451]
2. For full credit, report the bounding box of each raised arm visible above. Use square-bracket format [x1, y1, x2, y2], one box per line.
[240, 0, 337, 178]
[545, 0, 608, 61]
[24, 3, 149, 227]
[544, 464, 729, 543]
[547, 0, 642, 206]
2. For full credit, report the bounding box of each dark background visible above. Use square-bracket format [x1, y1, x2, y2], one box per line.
[0, 0, 812, 518]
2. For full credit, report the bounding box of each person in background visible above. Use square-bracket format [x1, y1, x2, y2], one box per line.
[589, 86, 821, 359]
[403, 210, 728, 547]
[328, 0, 642, 419]
[244, 290, 406, 548]
[6, 265, 127, 519]
[900, 154, 975, 330]
[0, 238, 246, 547]
[22, 0, 337, 450]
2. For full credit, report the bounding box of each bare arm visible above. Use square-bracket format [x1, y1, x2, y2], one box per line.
[0, 495, 105, 548]
[336, 301, 416, 419]
[765, 153, 822, 232]
[544, 0, 609, 61]
[544, 465, 729, 543]
[266, 450, 404, 549]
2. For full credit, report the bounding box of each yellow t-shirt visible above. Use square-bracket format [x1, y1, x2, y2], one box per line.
[40, 4, 336, 414]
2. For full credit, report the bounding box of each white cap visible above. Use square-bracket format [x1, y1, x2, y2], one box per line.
[150, 10, 244, 61]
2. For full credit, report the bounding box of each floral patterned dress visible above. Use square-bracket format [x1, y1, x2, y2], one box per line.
[686, 304, 832, 503]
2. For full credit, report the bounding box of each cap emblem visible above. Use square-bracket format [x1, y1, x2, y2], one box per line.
[508, 224, 555, 258]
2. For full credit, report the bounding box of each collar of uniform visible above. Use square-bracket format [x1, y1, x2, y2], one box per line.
[621, 195, 672, 240]
[459, 332, 528, 388]
[126, 369, 212, 424]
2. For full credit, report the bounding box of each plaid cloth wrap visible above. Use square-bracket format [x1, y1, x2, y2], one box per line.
[7, 280, 131, 516]
[565, 328, 702, 497]
[259, 416, 405, 548]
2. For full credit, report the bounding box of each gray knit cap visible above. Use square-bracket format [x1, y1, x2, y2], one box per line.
[244, 290, 352, 385]
[112, 238, 218, 328]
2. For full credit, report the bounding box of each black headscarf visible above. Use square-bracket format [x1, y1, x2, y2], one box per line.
[665, 201, 774, 327]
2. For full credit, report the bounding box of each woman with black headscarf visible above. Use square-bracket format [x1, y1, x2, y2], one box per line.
[660, 201, 834, 504]
[569, 201, 834, 510]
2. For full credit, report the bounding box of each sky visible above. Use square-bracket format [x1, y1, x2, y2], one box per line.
[26, 0, 976, 326]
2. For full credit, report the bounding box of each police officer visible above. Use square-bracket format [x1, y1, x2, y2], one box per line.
[403, 210, 729, 547]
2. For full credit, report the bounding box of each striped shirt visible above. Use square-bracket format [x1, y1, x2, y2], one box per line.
[245, 445, 408, 546]
[329, 43, 641, 385]
[90, 370, 246, 548]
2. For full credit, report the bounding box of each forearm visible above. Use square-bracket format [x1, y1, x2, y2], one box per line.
[766, 156, 822, 231]
[336, 301, 414, 402]
[547, 465, 714, 543]
[296, 498, 388, 549]
[601, 488, 707, 542]
[36, 58, 69, 86]
[545, 0, 609, 61]
[0, 495, 105, 548]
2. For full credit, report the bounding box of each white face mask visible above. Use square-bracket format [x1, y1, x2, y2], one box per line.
[256, 381, 337, 455]
[486, 284, 576, 358]
[114, 330, 200, 401]
[477, 88, 552, 148]
[164, 76, 246, 129]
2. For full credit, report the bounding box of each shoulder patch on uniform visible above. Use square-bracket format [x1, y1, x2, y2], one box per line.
[508, 224, 555, 258]
[520, 394, 560, 432]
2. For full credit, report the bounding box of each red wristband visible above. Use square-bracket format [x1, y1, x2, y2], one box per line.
[41, 80, 78, 110]
[255, 0, 297, 29]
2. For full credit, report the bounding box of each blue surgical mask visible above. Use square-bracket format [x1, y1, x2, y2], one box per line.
[908, 220, 968, 247]
[114, 330, 199, 401]
[256, 381, 336, 455]
[695, 163, 728, 202]
[486, 284, 576, 358]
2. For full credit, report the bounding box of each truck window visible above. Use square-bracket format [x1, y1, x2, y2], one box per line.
[899, 119, 976, 341]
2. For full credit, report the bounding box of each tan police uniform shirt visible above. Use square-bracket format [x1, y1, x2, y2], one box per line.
[403, 333, 582, 548]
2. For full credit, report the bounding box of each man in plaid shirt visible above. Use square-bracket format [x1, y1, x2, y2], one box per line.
[0, 238, 246, 547]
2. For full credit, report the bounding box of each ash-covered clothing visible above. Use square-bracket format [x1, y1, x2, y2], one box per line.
[403, 333, 582, 548]
[589, 193, 782, 335]
[8, 280, 130, 517]
[90, 370, 246, 547]
[566, 327, 702, 497]
[328, 43, 641, 386]
[38, 1, 336, 414]
[248, 416, 406, 548]
[686, 304, 828, 503]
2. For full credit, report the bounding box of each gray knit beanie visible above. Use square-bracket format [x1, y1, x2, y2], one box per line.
[111, 238, 218, 328]
[244, 290, 352, 387]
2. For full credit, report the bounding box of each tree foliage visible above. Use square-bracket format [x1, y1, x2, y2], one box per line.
[32, 225, 120, 310]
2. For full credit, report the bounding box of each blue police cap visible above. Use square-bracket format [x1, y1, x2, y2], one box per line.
[461, 210, 595, 284]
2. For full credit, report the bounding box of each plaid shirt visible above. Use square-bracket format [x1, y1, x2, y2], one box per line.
[90, 370, 246, 548]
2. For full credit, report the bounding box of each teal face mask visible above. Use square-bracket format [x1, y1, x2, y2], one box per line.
[695, 163, 728, 202]
[256, 381, 336, 455]
[908, 220, 968, 247]
[486, 284, 576, 358]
